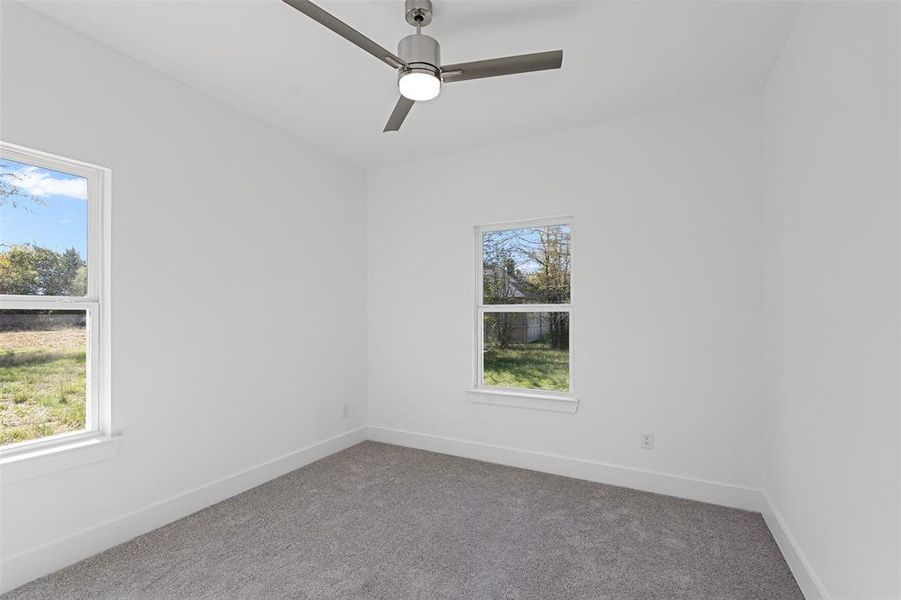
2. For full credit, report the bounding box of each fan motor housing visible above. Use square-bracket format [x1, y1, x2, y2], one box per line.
[398, 33, 441, 78]
[398, 34, 440, 68]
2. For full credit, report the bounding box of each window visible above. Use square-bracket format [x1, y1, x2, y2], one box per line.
[0, 143, 110, 454]
[473, 218, 575, 409]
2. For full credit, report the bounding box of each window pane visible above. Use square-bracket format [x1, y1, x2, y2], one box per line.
[482, 224, 571, 304]
[0, 158, 88, 296]
[0, 309, 87, 446]
[482, 312, 569, 392]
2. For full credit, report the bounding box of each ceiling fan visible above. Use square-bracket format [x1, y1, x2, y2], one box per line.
[282, 0, 564, 132]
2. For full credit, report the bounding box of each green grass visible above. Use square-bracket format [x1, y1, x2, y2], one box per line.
[0, 329, 86, 447]
[483, 342, 569, 392]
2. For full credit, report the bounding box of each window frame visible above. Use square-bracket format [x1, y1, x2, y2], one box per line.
[0, 141, 112, 458]
[470, 216, 577, 412]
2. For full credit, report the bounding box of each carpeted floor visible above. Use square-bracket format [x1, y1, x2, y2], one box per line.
[4, 441, 803, 599]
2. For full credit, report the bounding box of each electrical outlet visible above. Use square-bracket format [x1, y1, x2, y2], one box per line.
[342, 404, 350, 418]
[641, 432, 654, 450]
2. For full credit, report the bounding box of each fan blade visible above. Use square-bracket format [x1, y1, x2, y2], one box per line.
[282, 0, 406, 69]
[384, 97, 415, 132]
[441, 50, 563, 83]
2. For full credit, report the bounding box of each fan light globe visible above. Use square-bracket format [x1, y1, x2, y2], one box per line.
[399, 71, 440, 101]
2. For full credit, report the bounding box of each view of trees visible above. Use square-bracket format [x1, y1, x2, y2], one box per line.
[1, 161, 91, 447]
[1, 164, 87, 296]
[482, 225, 571, 350]
[0, 244, 87, 296]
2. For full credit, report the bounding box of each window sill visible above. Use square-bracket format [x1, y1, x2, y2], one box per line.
[466, 387, 579, 413]
[0, 434, 122, 486]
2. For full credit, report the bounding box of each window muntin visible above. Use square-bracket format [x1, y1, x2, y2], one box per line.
[0, 144, 106, 452]
[476, 219, 573, 395]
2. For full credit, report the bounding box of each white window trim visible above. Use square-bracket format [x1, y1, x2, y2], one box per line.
[469, 216, 578, 413]
[0, 142, 116, 479]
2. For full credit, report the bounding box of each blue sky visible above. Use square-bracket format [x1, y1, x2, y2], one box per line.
[0, 158, 88, 258]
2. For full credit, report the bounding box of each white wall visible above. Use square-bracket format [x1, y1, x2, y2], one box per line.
[0, 0, 367, 586]
[367, 95, 765, 492]
[762, 3, 900, 598]
[3, 2, 898, 597]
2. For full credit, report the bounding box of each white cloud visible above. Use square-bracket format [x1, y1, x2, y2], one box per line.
[6, 166, 87, 200]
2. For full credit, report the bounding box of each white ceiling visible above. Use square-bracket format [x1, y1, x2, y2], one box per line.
[25, 0, 800, 167]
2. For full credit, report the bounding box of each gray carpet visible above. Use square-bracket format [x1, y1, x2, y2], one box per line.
[4, 441, 803, 599]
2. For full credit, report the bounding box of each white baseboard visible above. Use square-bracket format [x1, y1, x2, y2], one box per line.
[367, 425, 765, 512]
[0, 426, 367, 594]
[761, 492, 830, 600]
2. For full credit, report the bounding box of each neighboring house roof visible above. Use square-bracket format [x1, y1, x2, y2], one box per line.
[484, 265, 541, 302]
